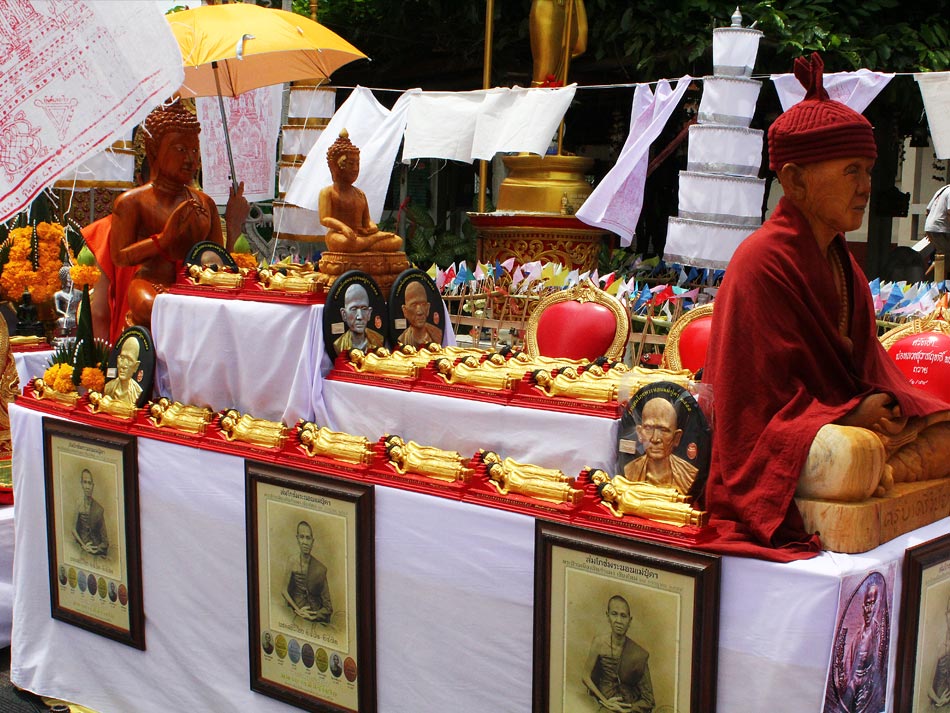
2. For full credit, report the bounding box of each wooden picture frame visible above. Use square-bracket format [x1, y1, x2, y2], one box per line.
[42, 417, 144, 649]
[246, 460, 376, 713]
[896, 532, 950, 712]
[533, 521, 720, 713]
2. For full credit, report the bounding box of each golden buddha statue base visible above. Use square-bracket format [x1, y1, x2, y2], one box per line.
[468, 212, 611, 273]
[497, 154, 595, 214]
[796, 479, 950, 554]
[317, 251, 411, 296]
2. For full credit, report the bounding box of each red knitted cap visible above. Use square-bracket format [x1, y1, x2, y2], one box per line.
[767, 53, 877, 171]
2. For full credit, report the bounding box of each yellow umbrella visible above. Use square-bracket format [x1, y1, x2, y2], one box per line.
[167, 3, 367, 184]
[168, 3, 367, 98]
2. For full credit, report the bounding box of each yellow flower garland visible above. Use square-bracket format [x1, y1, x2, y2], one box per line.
[42, 363, 76, 394]
[0, 222, 65, 303]
[80, 367, 105, 393]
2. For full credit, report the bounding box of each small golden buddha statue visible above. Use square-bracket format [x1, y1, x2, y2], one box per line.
[347, 348, 419, 379]
[297, 421, 374, 465]
[187, 263, 244, 288]
[88, 390, 136, 420]
[258, 267, 319, 293]
[319, 130, 403, 254]
[385, 434, 472, 483]
[220, 409, 287, 449]
[532, 368, 618, 403]
[481, 450, 572, 483]
[588, 469, 691, 504]
[390, 344, 446, 369]
[432, 356, 514, 391]
[31, 378, 79, 406]
[486, 460, 583, 504]
[148, 397, 214, 434]
[599, 481, 706, 527]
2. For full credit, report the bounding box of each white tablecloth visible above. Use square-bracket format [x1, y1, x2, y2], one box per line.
[152, 293, 331, 425]
[11, 403, 949, 713]
[324, 380, 621, 475]
[0, 505, 13, 648]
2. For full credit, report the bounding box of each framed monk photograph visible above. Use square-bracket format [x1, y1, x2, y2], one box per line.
[533, 521, 720, 713]
[896, 532, 950, 712]
[246, 460, 376, 713]
[42, 417, 144, 649]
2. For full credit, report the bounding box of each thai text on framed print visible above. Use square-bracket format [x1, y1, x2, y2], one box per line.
[42, 417, 144, 649]
[897, 532, 950, 712]
[533, 520, 720, 713]
[246, 460, 376, 713]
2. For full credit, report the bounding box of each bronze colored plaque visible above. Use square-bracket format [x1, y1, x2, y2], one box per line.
[387, 268, 446, 349]
[323, 270, 388, 361]
[43, 418, 145, 649]
[618, 381, 711, 501]
[104, 326, 156, 410]
[246, 460, 376, 713]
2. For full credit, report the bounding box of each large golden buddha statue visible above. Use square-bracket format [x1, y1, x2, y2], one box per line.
[109, 102, 225, 331]
[530, 0, 587, 86]
[319, 130, 402, 253]
[316, 130, 410, 294]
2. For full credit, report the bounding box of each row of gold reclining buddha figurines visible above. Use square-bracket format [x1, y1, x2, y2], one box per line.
[343, 344, 692, 402]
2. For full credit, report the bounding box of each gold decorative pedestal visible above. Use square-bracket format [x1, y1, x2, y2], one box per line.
[317, 251, 410, 296]
[469, 213, 610, 272]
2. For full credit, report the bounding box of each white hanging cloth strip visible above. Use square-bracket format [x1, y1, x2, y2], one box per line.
[401, 85, 577, 163]
[575, 76, 692, 247]
[771, 69, 895, 114]
[915, 72, 950, 160]
[284, 86, 415, 226]
[0, 1, 184, 222]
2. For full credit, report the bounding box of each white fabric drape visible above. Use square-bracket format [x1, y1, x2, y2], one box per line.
[916, 72, 950, 160]
[771, 69, 895, 114]
[575, 77, 692, 246]
[197, 85, 283, 204]
[0, 1, 184, 222]
[284, 86, 414, 227]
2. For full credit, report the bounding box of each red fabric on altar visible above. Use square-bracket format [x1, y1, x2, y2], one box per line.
[82, 216, 135, 345]
[700, 198, 949, 562]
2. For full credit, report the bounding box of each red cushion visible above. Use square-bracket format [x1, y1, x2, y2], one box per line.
[677, 315, 713, 374]
[535, 301, 618, 361]
[887, 331, 950, 404]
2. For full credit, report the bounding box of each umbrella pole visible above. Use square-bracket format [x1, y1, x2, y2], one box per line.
[212, 61, 239, 190]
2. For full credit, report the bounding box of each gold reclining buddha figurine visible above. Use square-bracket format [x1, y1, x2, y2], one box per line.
[297, 420, 374, 465]
[257, 267, 320, 293]
[219, 409, 287, 449]
[384, 434, 472, 483]
[588, 468, 707, 527]
[148, 397, 214, 434]
[187, 263, 244, 288]
[431, 355, 514, 391]
[481, 450, 583, 504]
[31, 378, 79, 406]
[346, 348, 419, 379]
[88, 390, 137, 420]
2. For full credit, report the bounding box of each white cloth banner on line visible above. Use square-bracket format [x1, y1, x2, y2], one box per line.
[915, 72, 950, 160]
[197, 85, 282, 204]
[402, 85, 576, 163]
[771, 69, 895, 114]
[575, 76, 692, 247]
[284, 86, 414, 227]
[0, 1, 183, 222]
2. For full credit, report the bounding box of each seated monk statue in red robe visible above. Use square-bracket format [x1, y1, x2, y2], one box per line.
[106, 101, 227, 332]
[703, 53, 950, 561]
[318, 130, 402, 253]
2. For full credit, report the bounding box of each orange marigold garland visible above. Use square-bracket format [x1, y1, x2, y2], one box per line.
[42, 363, 76, 394]
[230, 252, 258, 270]
[80, 367, 105, 393]
[0, 222, 65, 303]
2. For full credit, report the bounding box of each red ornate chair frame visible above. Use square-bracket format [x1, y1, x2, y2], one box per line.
[524, 279, 629, 361]
[660, 303, 714, 373]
